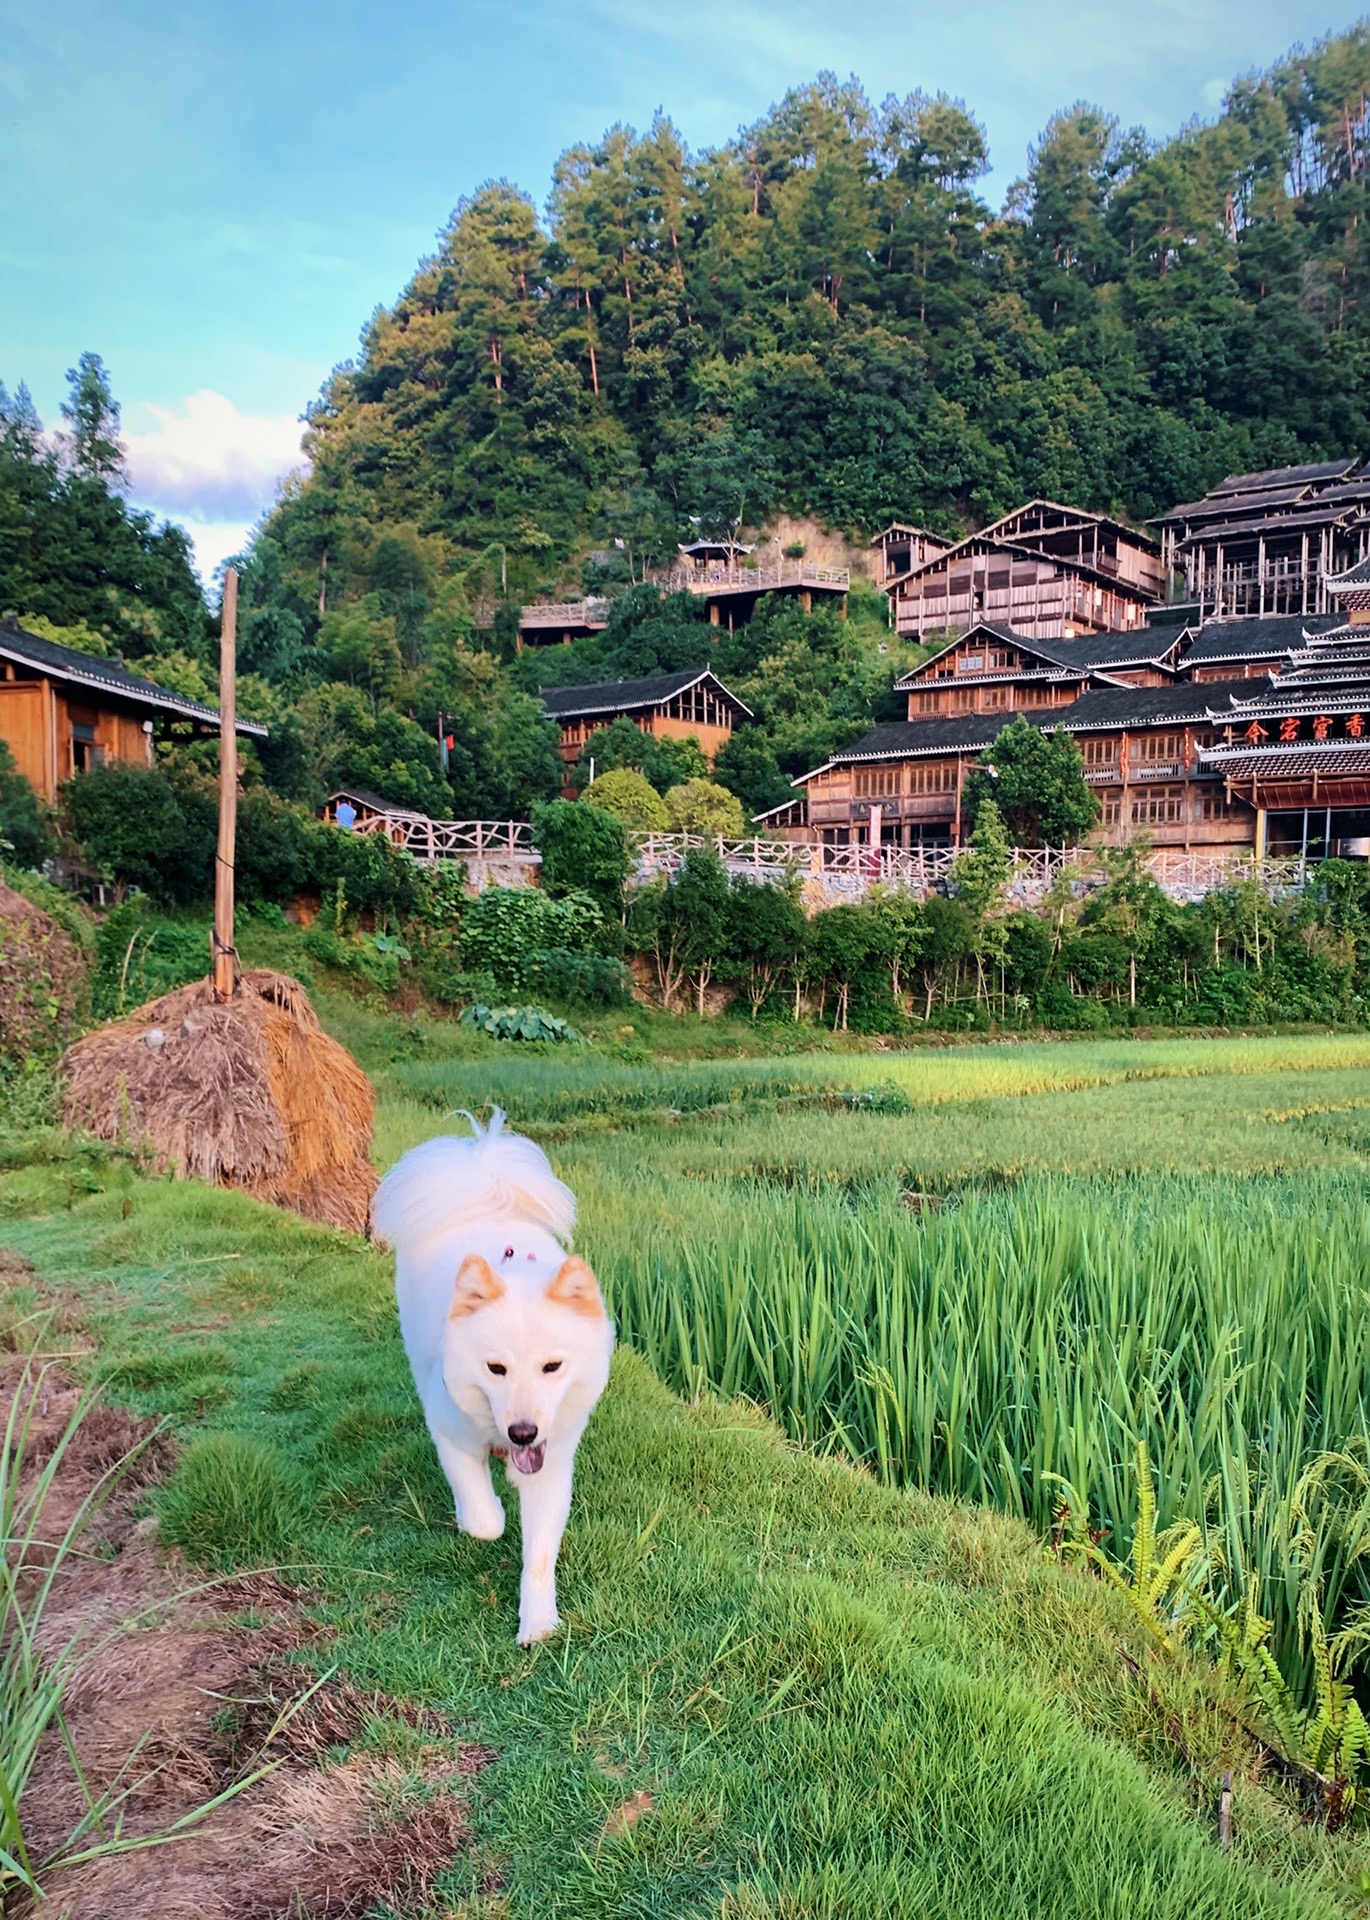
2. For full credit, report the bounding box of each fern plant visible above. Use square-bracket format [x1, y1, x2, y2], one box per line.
[1054, 1443, 1207, 1654]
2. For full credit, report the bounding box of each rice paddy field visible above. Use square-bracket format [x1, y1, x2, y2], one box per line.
[10, 1009, 1370, 1914]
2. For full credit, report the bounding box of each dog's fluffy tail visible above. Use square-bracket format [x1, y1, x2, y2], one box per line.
[371, 1109, 575, 1253]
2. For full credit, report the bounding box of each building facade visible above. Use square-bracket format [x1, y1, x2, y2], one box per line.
[0, 621, 265, 805]
[793, 571, 1370, 860]
[1153, 459, 1370, 620]
[882, 502, 1166, 642]
[540, 669, 751, 794]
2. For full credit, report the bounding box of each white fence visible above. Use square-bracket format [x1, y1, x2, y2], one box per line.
[350, 815, 1316, 906]
[634, 835, 1316, 905]
[354, 815, 537, 862]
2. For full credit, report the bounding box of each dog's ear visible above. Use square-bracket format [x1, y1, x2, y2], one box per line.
[450, 1254, 504, 1320]
[546, 1256, 604, 1319]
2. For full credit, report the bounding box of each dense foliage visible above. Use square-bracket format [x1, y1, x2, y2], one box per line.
[0, 358, 209, 663]
[257, 26, 1369, 618]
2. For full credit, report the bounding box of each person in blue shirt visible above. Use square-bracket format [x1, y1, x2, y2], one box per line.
[335, 799, 357, 830]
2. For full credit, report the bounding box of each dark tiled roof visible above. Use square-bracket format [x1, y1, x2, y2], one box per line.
[1328, 557, 1370, 588]
[1153, 460, 1366, 524]
[1204, 744, 1370, 778]
[1215, 459, 1361, 494]
[813, 714, 1026, 768]
[327, 786, 421, 816]
[1055, 680, 1267, 731]
[1179, 615, 1342, 665]
[538, 669, 752, 721]
[894, 623, 1179, 691]
[0, 620, 266, 735]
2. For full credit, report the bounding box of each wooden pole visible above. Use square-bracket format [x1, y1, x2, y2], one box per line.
[212, 568, 239, 1000]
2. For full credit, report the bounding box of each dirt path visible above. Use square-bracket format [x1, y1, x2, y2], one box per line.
[4, 1253, 493, 1920]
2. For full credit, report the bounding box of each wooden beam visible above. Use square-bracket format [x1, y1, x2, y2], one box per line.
[212, 568, 239, 1002]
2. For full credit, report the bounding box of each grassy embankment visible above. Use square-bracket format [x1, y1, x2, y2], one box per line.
[8, 1007, 1370, 1914]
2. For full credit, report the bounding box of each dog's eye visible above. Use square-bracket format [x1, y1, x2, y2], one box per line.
[487, 1362, 507, 1376]
[542, 1360, 562, 1374]
[502, 1246, 514, 1261]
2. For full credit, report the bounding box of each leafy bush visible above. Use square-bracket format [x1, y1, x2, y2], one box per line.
[457, 886, 606, 986]
[458, 1003, 581, 1042]
[663, 778, 746, 836]
[235, 785, 310, 904]
[0, 742, 55, 870]
[523, 946, 632, 1006]
[92, 901, 208, 1016]
[61, 762, 216, 904]
[532, 799, 631, 910]
[305, 819, 422, 919]
[583, 768, 668, 831]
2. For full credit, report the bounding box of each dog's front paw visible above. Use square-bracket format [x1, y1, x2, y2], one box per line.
[458, 1501, 506, 1541]
[517, 1608, 560, 1646]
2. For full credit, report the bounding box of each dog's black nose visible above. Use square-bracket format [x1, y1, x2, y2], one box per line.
[507, 1421, 538, 1445]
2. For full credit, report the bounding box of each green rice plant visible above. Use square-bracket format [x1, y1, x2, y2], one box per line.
[590, 1169, 1370, 1687]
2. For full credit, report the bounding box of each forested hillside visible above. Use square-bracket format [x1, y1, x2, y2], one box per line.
[4, 30, 1370, 822]
[256, 26, 1370, 619]
[213, 26, 1370, 811]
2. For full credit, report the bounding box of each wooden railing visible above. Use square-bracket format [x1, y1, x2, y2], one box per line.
[348, 815, 1317, 904]
[634, 834, 1316, 903]
[354, 816, 538, 861]
[654, 562, 850, 594]
[518, 599, 610, 629]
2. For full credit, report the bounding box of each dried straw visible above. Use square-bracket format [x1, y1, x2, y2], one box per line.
[60, 970, 375, 1232]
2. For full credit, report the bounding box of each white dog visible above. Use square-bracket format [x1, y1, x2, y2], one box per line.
[372, 1111, 613, 1644]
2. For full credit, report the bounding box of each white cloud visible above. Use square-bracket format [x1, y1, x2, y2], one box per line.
[123, 389, 305, 525]
[180, 519, 256, 586]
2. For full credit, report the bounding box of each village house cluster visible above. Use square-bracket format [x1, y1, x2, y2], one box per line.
[535, 465, 1370, 864]
[5, 460, 1370, 868]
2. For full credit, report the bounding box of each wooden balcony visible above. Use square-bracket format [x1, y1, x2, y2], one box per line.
[655, 562, 849, 597]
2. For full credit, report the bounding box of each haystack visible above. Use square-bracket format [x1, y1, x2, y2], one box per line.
[60, 970, 375, 1233]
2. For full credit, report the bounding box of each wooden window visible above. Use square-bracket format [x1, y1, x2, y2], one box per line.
[1081, 737, 1115, 766]
[1197, 789, 1238, 821]
[909, 762, 958, 795]
[988, 649, 1014, 669]
[1100, 793, 1122, 826]
[1136, 732, 1184, 765]
[854, 764, 903, 798]
[982, 687, 1011, 709]
[952, 688, 975, 710]
[911, 690, 943, 712]
[958, 654, 984, 673]
[1131, 785, 1184, 826]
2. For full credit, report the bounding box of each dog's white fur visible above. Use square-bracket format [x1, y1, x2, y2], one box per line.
[372, 1112, 612, 1645]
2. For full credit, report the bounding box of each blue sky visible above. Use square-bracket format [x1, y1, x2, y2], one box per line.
[1, 0, 1357, 577]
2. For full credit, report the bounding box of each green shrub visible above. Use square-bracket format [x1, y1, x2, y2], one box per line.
[532, 799, 631, 910]
[0, 742, 55, 870]
[305, 820, 422, 919]
[458, 1003, 581, 1042]
[457, 886, 606, 986]
[663, 778, 746, 837]
[583, 768, 668, 831]
[158, 1433, 305, 1568]
[523, 946, 632, 1006]
[235, 785, 310, 904]
[92, 901, 208, 1016]
[61, 762, 216, 904]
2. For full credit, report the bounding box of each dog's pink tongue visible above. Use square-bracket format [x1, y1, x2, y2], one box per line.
[509, 1441, 545, 1475]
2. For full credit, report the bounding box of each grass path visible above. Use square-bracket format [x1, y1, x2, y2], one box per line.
[4, 1155, 1369, 1916]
